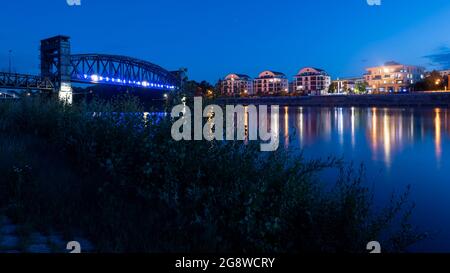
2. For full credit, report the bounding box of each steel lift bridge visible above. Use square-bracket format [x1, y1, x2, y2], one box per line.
[1, 36, 181, 100]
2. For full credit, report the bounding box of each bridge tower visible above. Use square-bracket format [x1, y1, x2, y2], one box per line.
[40, 36, 72, 100]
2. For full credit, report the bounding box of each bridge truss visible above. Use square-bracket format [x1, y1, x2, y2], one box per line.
[1, 36, 181, 94]
[0, 72, 54, 91]
[70, 54, 179, 91]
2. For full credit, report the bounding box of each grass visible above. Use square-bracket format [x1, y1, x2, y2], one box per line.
[0, 95, 426, 253]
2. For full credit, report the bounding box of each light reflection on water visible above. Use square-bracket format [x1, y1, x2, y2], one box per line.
[263, 107, 448, 170]
[255, 106, 450, 252]
[156, 106, 449, 251]
[435, 108, 442, 165]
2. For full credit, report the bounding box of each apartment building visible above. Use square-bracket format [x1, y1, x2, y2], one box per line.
[253, 70, 289, 95]
[219, 73, 254, 96]
[333, 77, 366, 94]
[293, 67, 331, 96]
[364, 61, 425, 93]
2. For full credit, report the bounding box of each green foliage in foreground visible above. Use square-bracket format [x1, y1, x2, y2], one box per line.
[0, 97, 425, 253]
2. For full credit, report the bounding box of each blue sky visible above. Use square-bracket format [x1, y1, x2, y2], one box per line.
[1, 0, 450, 82]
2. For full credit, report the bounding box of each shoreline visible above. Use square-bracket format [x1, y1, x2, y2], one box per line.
[215, 92, 450, 108]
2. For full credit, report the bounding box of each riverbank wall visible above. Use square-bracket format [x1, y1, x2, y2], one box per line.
[215, 92, 450, 107]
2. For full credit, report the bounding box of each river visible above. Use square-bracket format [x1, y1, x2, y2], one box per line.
[273, 106, 450, 252]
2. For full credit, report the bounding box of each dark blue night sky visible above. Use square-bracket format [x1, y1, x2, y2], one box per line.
[1, 0, 450, 82]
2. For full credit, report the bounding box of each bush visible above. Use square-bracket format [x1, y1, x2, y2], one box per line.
[0, 96, 425, 253]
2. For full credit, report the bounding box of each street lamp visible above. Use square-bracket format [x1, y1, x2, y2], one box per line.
[435, 79, 442, 91]
[8, 50, 12, 74]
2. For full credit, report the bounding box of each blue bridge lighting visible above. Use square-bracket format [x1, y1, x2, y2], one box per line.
[70, 54, 180, 91]
[80, 73, 176, 90]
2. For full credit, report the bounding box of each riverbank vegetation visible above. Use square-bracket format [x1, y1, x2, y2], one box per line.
[0, 96, 425, 252]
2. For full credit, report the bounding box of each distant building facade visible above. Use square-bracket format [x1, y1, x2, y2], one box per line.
[438, 69, 450, 78]
[254, 71, 289, 95]
[448, 75, 450, 91]
[293, 67, 331, 96]
[219, 73, 253, 96]
[333, 77, 366, 94]
[364, 62, 425, 93]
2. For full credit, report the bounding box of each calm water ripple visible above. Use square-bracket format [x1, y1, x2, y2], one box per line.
[274, 107, 450, 252]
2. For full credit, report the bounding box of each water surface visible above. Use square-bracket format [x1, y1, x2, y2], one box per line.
[275, 107, 450, 252]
